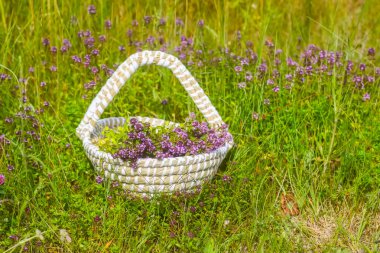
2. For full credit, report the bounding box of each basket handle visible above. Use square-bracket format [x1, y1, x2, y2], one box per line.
[76, 50, 225, 141]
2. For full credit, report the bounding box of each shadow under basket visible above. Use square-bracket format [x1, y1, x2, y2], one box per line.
[76, 51, 234, 197]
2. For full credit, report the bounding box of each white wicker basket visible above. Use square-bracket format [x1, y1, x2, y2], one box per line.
[76, 50, 233, 196]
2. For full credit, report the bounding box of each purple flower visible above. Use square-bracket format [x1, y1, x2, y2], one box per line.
[96, 176, 103, 184]
[285, 74, 293, 81]
[198, 19, 204, 28]
[272, 86, 280, 92]
[105, 19, 112, 29]
[286, 57, 297, 67]
[175, 18, 184, 26]
[352, 75, 363, 88]
[161, 99, 168, 105]
[376, 67, 380, 76]
[305, 65, 313, 75]
[346, 61, 353, 72]
[275, 49, 283, 55]
[238, 82, 247, 89]
[50, 46, 57, 54]
[99, 35, 106, 42]
[50, 65, 57, 72]
[71, 55, 81, 63]
[359, 63, 366, 72]
[132, 19, 139, 26]
[258, 63, 267, 73]
[63, 39, 72, 48]
[159, 17, 166, 26]
[119, 45, 125, 52]
[42, 38, 50, 47]
[43, 101, 50, 107]
[94, 215, 101, 222]
[367, 76, 375, 83]
[267, 79, 274, 85]
[8, 165, 14, 171]
[363, 93, 370, 101]
[88, 5, 96, 14]
[234, 66, 242, 73]
[146, 35, 155, 46]
[28, 67, 34, 73]
[91, 66, 99, 74]
[60, 46, 68, 53]
[245, 71, 253, 81]
[368, 48, 375, 57]
[84, 37, 95, 48]
[0, 174, 5, 185]
[236, 30, 242, 41]
[91, 49, 100, 56]
[143, 16, 152, 24]
[265, 40, 274, 48]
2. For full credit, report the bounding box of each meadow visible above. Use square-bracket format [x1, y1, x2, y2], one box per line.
[0, 0, 379, 252]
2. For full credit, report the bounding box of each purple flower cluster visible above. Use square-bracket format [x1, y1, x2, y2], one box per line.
[109, 118, 231, 169]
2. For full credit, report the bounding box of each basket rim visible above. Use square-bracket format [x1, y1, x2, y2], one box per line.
[83, 116, 234, 168]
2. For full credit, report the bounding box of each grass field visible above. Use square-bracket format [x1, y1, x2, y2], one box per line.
[0, 0, 379, 252]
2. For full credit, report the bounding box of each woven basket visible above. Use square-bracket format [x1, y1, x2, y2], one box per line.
[76, 50, 233, 196]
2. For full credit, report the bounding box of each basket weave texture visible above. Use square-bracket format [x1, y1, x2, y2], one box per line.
[76, 50, 233, 195]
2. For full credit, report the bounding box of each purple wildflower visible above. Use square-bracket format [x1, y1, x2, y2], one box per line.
[99, 35, 106, 42]
[63, 39, 72, 48]
[376, 67, 380, 76]
[245, 71, 253, 81]
[234, 66, 242, 73]
[198, 19, 204, 28]
[238, 82, 247, 89]
[88, 5, 96, 14]
[363, 93, 370, 101]
[175, 18, 184, 26]
[60, 46, 68, 53]
[346, 61, 353, 72]
[94, 215, 101, 222]
[267, 79, 274, 85]
[275, 49, 283, 55]
[0, 174, 4, 185]
[50, 46, 57, 54]
[50, 65, 57, 72]
[359, 63, 366, 72]
[8, 165, 14, 171]
[258, 63, 267, 73]
[71, 55, 81, 63]
[84, 37, 95, 48]
[42, 38, 50, 47]
[367, 76, 375, 83]
[159, 17, 166, 26]
[91, 49, 99, 56]
[105, 19, 112, 29]
[272, 86, 280, 92]
[286, 57, 297, 67]
[285, 74, 293, 81]
[368, 48, 375, 57]
[252, 112, 259, 120]
[95, 176, 103, 184]
[119, 45, 125, 52]
[91, 66, 99, 74]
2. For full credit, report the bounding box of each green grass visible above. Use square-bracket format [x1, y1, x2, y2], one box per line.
[0, 0, 379, 252]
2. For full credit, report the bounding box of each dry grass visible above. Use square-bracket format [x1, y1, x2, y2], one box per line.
[290, 203, 380, 252]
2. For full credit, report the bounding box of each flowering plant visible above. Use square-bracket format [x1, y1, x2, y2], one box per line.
[94, 114, 232, 169]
